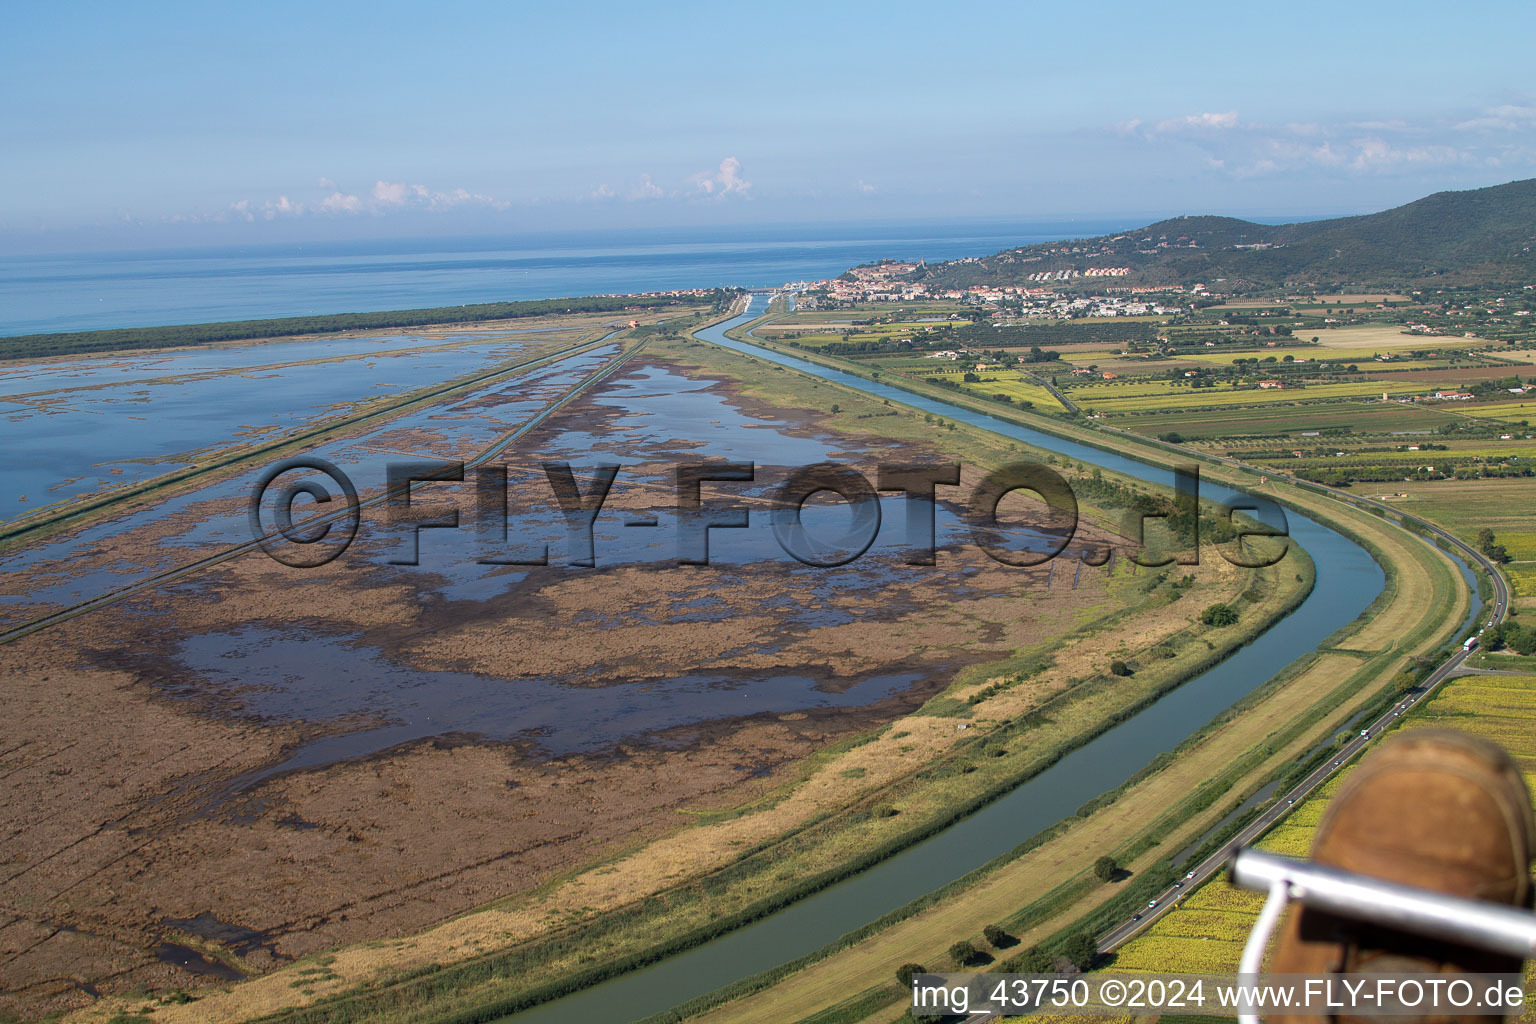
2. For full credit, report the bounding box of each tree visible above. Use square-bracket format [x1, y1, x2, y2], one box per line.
[949, 940, 978, 966]
[1093, 855, 1118, 882]
[1109, 660, 1132, 677]
[1201, 602, 1240, 627]
[1015, 945, 1052, 972]
[1062, 931, 1099, 970]
[896, 962, 928, 987]
[830, 403, 840, 414]
[983, 923, 1011, 947]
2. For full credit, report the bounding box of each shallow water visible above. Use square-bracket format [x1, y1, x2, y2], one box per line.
[144, 625, 925, 793]
[0, 330, 561, 523]
[492, 295, 1404, 1024]
[0, 344, 623, 619]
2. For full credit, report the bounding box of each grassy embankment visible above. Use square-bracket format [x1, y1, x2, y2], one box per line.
[643, 315, 1471, 1024]
[82, 316, 1319, 1024]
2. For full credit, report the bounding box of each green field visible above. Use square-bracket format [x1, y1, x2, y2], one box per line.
[961, 378, 1066, 410]
[1068, 380, 1433, 413]
[920, 369, 1067, 410]
[1100, 399, 1459, 437]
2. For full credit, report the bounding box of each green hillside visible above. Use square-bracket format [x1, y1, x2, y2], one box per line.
[915, 178, 1536, 292]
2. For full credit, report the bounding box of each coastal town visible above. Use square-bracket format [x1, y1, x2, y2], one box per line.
[780, 258, 1187, 316]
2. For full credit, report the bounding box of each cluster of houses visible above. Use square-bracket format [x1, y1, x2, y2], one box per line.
[1021, 266, 1132, 282]
[782, 263, 1189, 311]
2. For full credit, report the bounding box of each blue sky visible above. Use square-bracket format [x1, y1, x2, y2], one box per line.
[5, 0, 1535, 251]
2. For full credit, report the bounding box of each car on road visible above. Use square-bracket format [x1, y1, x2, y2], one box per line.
[1132, 913, 1141, 921]
[1185, 871, 1194, 879]
[1148, 899, 1158, 908]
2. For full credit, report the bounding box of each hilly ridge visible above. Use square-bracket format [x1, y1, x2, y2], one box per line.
[914, 178, 1536, 292]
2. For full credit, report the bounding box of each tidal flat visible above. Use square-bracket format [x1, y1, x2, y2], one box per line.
[0, 340, 1142, 1013]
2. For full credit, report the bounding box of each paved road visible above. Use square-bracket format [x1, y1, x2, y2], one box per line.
[1092, 438, 1510, 954]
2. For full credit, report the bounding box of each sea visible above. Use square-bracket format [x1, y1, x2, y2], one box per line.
[0, 220, 1135, 338]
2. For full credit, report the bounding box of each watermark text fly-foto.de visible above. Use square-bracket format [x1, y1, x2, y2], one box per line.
[248, 456, 1289, 570]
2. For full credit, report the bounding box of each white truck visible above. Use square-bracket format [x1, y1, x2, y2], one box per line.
[1464, 636, 1479, 652]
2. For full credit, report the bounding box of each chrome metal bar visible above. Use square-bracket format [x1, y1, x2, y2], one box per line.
[1230, 849, 1536, 959]
[1238, 878, 1292, 1024]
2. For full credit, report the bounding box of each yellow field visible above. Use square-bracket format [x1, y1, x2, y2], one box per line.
[1458, 400, 1536, 423]
[1301, 325, 1478, 351]
[1109, 674, 1536, 978]
[1499, 532, 1536, 561]
[1485, 349, 1536, 365]
[1507, 564, 1536, 598]
[921, 369, 1067, 410]
[962, 378, 1067, 410]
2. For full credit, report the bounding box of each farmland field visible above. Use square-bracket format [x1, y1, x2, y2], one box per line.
[1071, 381, 1434, 412]
[1102, 401, 1459, 437]
[1375, 481, 1536, 599]
[1299, 325, 1483, 352]
[921, 369, 1067, 409]
[961, 378, 1066, 410]
[1370, 364, 1536, 383]
[1288, 294, 1413, 306]
[1382, 478, 1536, 544]
[1107, 673, 1536, 994]
[1483, 348, 1536, 364]
[1458, 400, 1536, 423]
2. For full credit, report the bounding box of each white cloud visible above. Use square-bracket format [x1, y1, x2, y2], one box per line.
[317, 190, 365, 213]
[690, 156, 751, 197]
[1117, 103, 1524, 181]
[856, 179, 877, 194]
[1152, 110, 1239, 134]
[627, 174, 664, 200]
[370, 181, 416, 205]
[1348, 137, 1470, 172]
[1454, 104, 1536, 132]
[223, 178, 509, 221]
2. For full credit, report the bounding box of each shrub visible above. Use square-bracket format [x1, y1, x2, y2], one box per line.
[949, 940, 978, 966]
[1201, 602, 1240, 627]
[1109, 660, 1132, 677]
[1093, 855, 1118, 882]
[896, 962, 928, 987]
[983, 923, 1011, 947]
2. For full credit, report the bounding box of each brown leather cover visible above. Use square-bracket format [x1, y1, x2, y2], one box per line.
[1268, 729, 1534, 1024]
